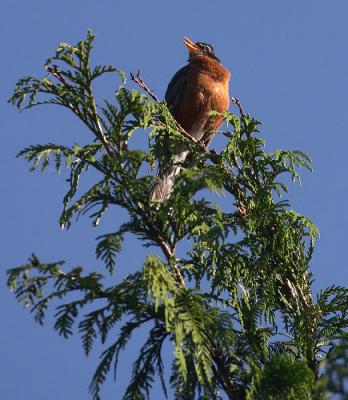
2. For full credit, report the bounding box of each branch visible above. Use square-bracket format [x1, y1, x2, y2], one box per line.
[132, 195, 185, 288]
[156, 238, 185, 287]
[130, 69, 160, 102]
[86, 81, 114, 158]
[47, 65, 67, 85]
[231, 96, 245, 118]
[212, 352, 242, 400]
[145, 217, 185, 287]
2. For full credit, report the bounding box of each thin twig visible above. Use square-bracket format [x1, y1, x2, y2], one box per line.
[156, 236, 185, 287]
[148, 223, 186, 287]
[87, 82, 114, 157]
[130, 69, 160, 102]
[47, 65, 67, 85]
[156, 233, 185, 287]
[231, 96, 245, 118]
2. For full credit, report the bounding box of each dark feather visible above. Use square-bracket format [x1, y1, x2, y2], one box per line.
[165, 65, 188, 114]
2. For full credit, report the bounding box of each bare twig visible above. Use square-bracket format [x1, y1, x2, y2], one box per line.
[172, 263, 185, 287]
[156, 234, 185, 287]
[231, 96, 245, 118]
[130, 69, 160, 102]
[155, 232, 185, 287]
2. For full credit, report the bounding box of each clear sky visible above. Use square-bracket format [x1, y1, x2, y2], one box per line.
[2, 1, 348, 399]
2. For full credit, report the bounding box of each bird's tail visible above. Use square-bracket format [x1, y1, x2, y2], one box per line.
[150, 165, 179, 203]
[151, 143, 190, 203]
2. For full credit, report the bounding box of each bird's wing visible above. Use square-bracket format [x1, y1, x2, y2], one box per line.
[165, 65, 189, 114]
[151, 65, 191, 203]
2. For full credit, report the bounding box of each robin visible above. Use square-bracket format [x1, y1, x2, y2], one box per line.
[151, 37, 230, 203]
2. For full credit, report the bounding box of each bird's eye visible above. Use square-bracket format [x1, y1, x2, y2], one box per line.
[196, 42, 213, 54]
[203, 44, 214, 54]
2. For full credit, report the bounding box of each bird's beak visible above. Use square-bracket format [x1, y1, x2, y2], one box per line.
[184, 37, 201, 53]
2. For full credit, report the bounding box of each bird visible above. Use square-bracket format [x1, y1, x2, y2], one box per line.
[151, 37, 230, 203]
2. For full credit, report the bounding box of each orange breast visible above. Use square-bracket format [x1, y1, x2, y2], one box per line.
[173, 56, 230, 134]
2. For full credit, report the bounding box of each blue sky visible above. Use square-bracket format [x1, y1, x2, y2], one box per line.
[2, 1, 348, 399]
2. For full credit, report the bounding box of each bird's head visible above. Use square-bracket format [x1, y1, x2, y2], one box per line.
[184, 37, 220, 62]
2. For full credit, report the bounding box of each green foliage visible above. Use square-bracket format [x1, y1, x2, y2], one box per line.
[316, 333, 348, 399]
[96, 232, 123, 274]
[250, 354, 314, 400]
[8, 31, 348, 399]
